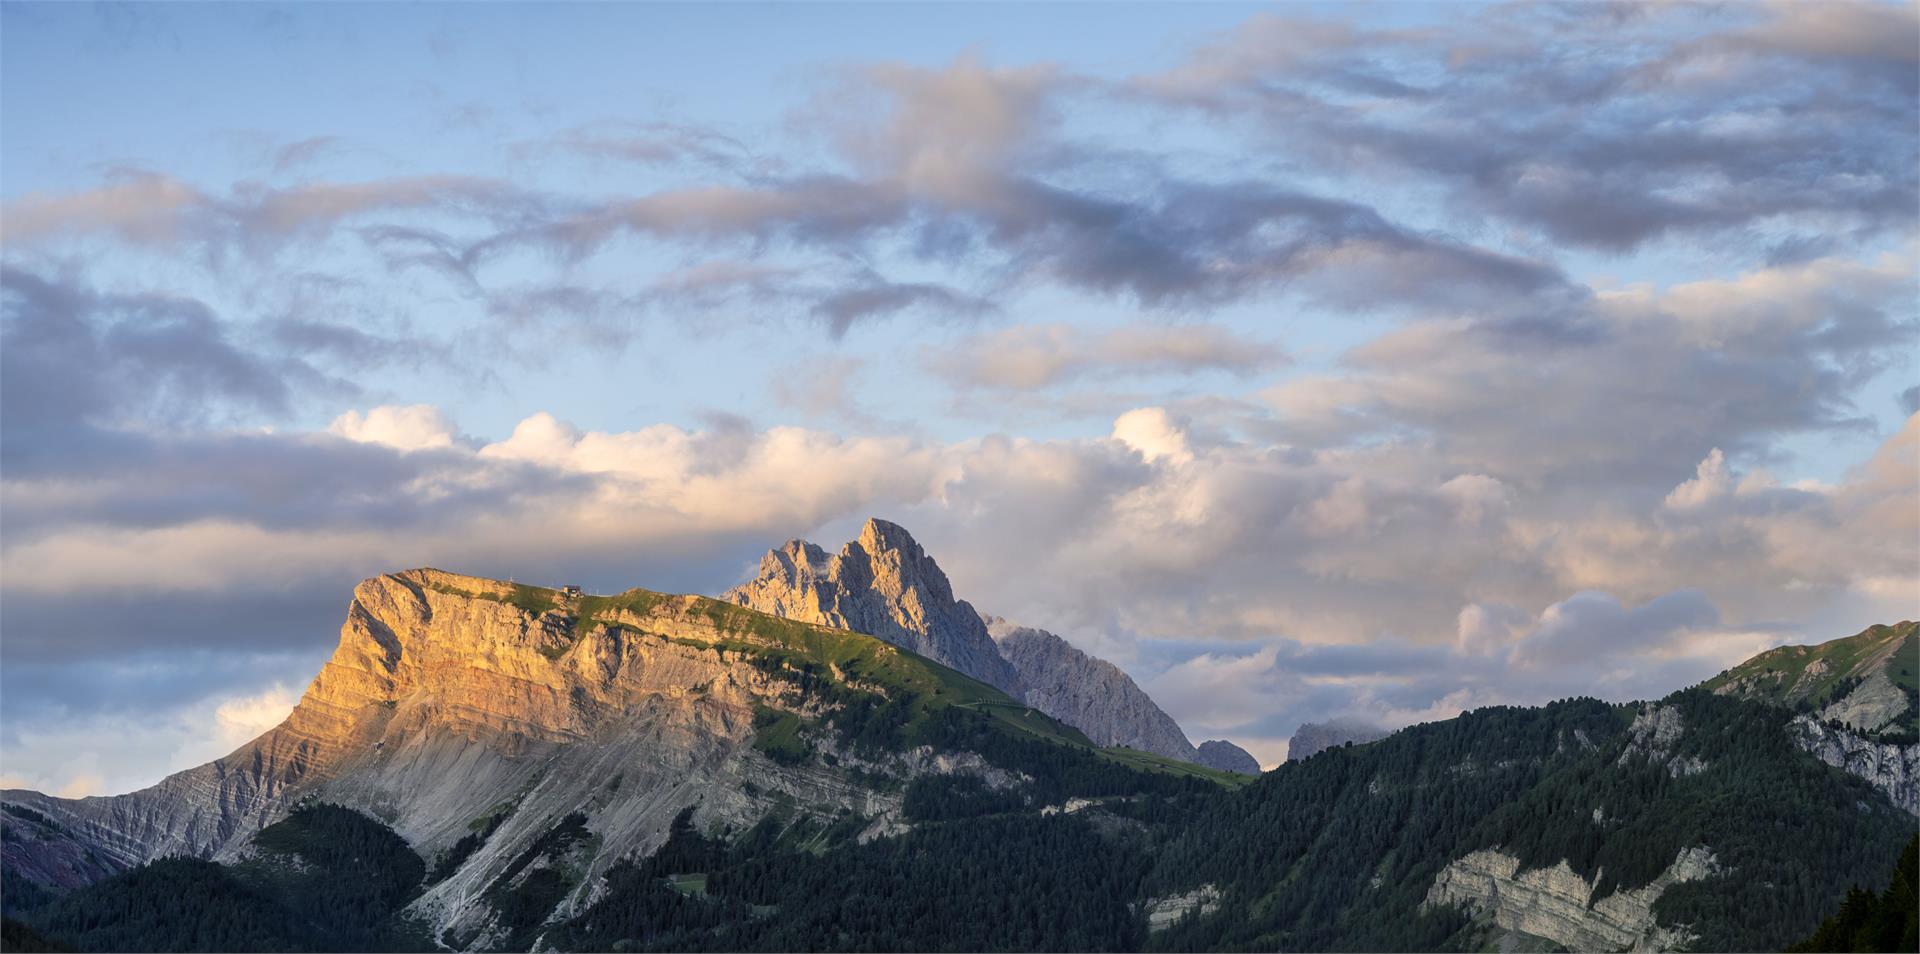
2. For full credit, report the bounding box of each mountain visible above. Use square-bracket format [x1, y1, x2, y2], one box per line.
[4, 561, 1915, 953]
[724, 519, 1025, 696]
[728, 519, 1245, 771]
[1192, 740, 1261, 775]
[1287, 718, 1391, 761]
[1703, 621, 1917, 735]
[3, 567, 1231, 949]
[1147, 688, 1914, 953]
[984, 617, 1198, 763]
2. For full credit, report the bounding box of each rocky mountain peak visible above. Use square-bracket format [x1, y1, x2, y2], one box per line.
[724, 519, 1024, 695]
[985, 618, 1198, 764]
[1287, 718, 1391, 762]
[758, 538, 832, 582]
[1194, 740, 1262, 775]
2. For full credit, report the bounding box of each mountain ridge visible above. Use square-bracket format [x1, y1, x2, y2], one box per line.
[5, 549, 1917, 952]
[726, 518, 1255, 771]
[4, 565, 1238, 947]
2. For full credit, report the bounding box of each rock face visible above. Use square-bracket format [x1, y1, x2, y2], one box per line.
[1145, 883, 1221, 932]
[1788, 715, 1920, 815]
[985, 618, 1198, 763]
[0, 569, 988, 947]
[1820, 670, 1913, 734]
[1287, 719, 1390, 761]
[1425, 846, 1720, 952]
[1615, 704, 1709, 778]
[1193, 740, 1261, 775]
[725, 519, 1025, 696]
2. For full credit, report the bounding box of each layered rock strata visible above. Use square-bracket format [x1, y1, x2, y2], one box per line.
[1425, 846, 1720, 952]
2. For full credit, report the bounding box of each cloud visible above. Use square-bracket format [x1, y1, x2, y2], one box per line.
[928, 322, 1286, 391]
[809, 278, 994, 337]
[0, 679, 305, 797]
[0, 267, 310, 472]
[1140, 4, 1919, 251]
[0, 171, 538, 253]
[2, 402, 1913, 789]
[2, 7, 1914, 793]
[1111, 407, 1194, 465]
[1665, 448, 1733, 510]
[329, 404, 460, 451]
[1262, 250, 1916, 487]
[1511, 590, 1721, 669]
[537, 120, 752, 170]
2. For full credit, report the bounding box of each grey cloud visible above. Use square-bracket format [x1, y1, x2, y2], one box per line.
[0, 267, 300, 468]
[271, 135, 347, 174]
[810, 278, 993, 338]
[928, 322, 1287, 392]
[537, 121, 753, 171]
[1143, 4, 1919, 251]
[1263, 252, 1916, 489]
[4, 53, 1586, 336]
[1511, 589, 1720, 669]
[481, 57, 1574, 320]
[1, 171, 544, 255]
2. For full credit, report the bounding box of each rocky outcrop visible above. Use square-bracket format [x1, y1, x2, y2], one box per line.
[1194, 740, 1261, 775]
[985, 618, 1197, 763]
[1144, 883, 1221, 932]
[1819, 670, 1913, 735]
[1788, 715, 1920, 815]
[1615, 704, 1709, 778]
[0, 569, 996, 946]
[725, 519, 1024, 696]
[1287, 719, 1389, 761]
[1425, 846, 1720, 952]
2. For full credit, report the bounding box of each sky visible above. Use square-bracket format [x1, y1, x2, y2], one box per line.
[1, 1, 1916, 790]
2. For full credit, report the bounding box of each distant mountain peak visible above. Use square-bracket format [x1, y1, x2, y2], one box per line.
[1287, 719, 1391, 761]
[1194, 739, 1262, 775]
[984, 617, 1199, 763]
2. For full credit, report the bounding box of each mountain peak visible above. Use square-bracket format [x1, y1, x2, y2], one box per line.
[856, 516, 918, 552]
[725, 519, 1023, 695]
[985, 618, 1198, 762]
[1704, 620, 1917, 734]
[843, 517, 958, 606]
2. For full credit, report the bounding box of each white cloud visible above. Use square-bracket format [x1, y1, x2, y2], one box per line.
[0, 682, 302, 797]
[329, 404, 459, 451]
[1111, 407, 1193, 465]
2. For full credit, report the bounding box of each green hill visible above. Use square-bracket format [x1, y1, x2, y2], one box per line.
[1701, 621, 1917, 736]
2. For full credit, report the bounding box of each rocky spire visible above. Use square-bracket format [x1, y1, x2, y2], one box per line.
[724, 518, 1025, 696]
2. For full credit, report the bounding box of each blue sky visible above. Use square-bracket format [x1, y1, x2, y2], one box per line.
[2, 1, 1915, 790]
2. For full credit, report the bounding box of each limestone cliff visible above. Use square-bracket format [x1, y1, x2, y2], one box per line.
[985, 618, 1197, 763]
[0, 569, 1013, 947]
[1193, 740, 1261, 775]
[1425, 845, 1720, 952]
[724, 519, 1024, 696]
[1788, 715, 1920, 815]
[1287, 719, 1390, 761]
